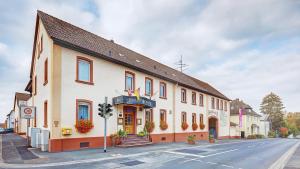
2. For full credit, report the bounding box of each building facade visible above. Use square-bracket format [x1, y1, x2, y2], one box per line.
[230, 99, 261, 138]
[23, 11, 231, 152]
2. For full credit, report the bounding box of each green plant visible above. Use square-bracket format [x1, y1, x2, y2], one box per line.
[268, 130, 276, 138]
[75, 120, 94, 133]
[145, 121, 155, 133]
[137, 131, 146, 137]
[117, 129, 127, 138]
[247, 135, 257, 139]
[255, 134, 264, 139]
[187, 135, 196, 142]
[209, 134, 214, 140]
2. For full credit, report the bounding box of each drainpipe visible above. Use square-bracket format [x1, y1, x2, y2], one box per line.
[172, 83, 177, 142]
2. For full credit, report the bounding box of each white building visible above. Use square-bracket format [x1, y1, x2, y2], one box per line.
[12, 92, 31, 134]
[259, 114, 270, 137]
[23, 11, 231, 152]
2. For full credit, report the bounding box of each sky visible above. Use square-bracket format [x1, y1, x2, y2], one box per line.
[0, 0, 300, 122]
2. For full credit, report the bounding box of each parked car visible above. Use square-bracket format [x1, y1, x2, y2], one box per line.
[0, 128, 14, 134]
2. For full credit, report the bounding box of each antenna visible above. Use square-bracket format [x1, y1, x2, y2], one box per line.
[174, 55, 188, 72]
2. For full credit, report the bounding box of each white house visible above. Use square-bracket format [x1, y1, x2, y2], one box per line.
[23, 11, 231, 152]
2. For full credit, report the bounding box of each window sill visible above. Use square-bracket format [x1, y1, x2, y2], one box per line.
[75, 80, 94, 85]
[200, 104, 204, 107]
[192, 103, 196, 105]
[181, 101, 187, 104]
[159, 97, 167, 100]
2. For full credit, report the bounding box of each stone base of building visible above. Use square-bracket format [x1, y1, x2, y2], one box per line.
[218, 135, 241, 139]
[150, 132, 209, 143]
[48, 132, 212, 152]
[49, 136, 112, 152]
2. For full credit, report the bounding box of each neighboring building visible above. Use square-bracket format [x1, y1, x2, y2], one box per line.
[13, 92, 31, 134]
[0, 123, 5, 129]
[230, 99, 261, 138]
[259, 114, 270, 137]
[23, 11, 231, 152]
[6, 110, 15, 129]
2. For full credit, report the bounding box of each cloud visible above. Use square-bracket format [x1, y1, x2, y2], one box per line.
[0, 0, 300, 122]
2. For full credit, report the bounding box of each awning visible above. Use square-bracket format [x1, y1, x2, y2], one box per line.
[112, 96, 156, 108]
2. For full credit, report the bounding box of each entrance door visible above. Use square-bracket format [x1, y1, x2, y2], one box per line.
[208, 117, 218, 139]
[124, 112, 135, 134]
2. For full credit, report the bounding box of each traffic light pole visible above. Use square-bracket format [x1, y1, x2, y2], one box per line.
[104, 97, 107, 153]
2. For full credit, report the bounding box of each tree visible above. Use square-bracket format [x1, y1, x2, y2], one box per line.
[260, 92, 285, 131]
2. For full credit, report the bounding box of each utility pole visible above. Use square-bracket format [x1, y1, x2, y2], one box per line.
[104, 97, 107, 152]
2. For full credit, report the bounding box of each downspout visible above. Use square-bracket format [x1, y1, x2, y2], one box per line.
[172, 83, 177, 142]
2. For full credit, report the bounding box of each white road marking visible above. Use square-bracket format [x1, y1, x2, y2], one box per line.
[180, 158, 202, 164]
[202, 149, 239, 158]
[206, 161, 217, 165]
[164, 151, 205, 158]
[221, 164, 234, 168]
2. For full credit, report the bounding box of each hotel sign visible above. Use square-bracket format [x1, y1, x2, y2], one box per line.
[112, 96, 156, 108]
[20, 106, 35, 119]
[208, 110, 218, 117]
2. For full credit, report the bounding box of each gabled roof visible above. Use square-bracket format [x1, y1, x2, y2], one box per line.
[13, 92, 31, 110]
[30, 10, 230, 100]
[230, 99, 261, 117]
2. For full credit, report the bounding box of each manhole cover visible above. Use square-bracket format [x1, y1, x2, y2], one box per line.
[175, 149, 207, 154]
[121, 160, 144, 166]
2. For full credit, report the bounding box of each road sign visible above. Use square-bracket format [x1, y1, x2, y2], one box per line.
[20, 106, 35, 119]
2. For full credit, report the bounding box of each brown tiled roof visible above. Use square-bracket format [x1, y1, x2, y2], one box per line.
[230, 99, 261, 117]
[15, 92, 31, 101]
[34, 10, 229, 100]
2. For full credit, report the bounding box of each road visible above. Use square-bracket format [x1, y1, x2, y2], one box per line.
[1, 138, 299, 169]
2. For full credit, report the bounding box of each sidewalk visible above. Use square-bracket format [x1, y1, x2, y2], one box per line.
[1, 133, 245, 165]
[284, 141, 300, 169]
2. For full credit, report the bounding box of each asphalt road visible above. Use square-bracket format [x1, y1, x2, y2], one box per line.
[1, 138, 299, 169]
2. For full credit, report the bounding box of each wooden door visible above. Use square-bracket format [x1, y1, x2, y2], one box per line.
[124, 112, 135, 134]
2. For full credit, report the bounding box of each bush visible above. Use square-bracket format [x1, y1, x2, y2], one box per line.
[280, 127, 289, 138]
[247, 135, 257, 139]
[137, 131, 146, 137]
[255, 134, 264, 139]
[187, 135, 196, 142]
[117, 129, 127, 138]
[268, 130, 276, 138]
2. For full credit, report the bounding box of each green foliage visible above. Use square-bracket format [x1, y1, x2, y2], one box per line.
[280, 127, 288, 138]
[117, 129, 127, 138]
[268, 130, 276, 138]
[209, 134, 214, 140]
[247, 135, 257, 139]
[137, 131, 146, 137]
[187, 135, 196, 142]
[260, 92, 285, 131]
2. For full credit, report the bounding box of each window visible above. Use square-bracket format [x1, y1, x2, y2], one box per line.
[76, 56, 93, 84]
[160, 109, 167, 122]
[181, 88, 187, 103]
[44, 101, 48, 128]
[220, 100, 223, 110]
[200, 114, 204, 124]
[34, 75, 37, 96]
[125, 71, 135, 91]
[76, 100, 93, 122]
[216, 99, 220, 110]
[211, 97, 215, 109]
[192, 113, 196, 124]
[192, 92, 196, 105]
[159, 82, 167, 98]
[37, 42, 41, 59]
[224, 101, 227, 111]
[181, 112, 187, 123]
[44, 58, 48, 85]
[199, 94, 204, 106]
[145, 77, 153, 96]
[145, 109, 153, 123]
[40, 35, 43, 54]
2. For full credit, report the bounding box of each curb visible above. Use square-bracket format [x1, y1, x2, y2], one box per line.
[268, 141, 300, 169]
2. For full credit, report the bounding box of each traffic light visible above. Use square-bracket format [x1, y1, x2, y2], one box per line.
[98, 103, 104, 117]
[106, 104, 113, 113]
